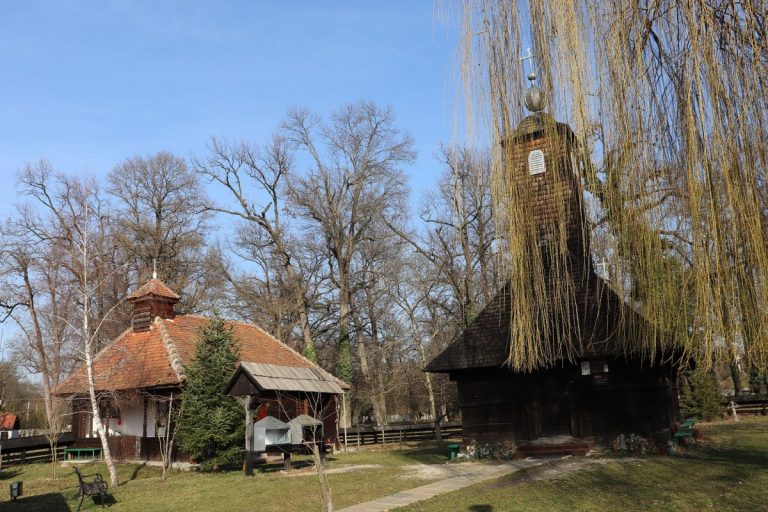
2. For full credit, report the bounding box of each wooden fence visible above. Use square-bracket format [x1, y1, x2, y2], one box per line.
[339, 422, 462, 446]
[0, 433, 74, 467]
[724, 395, 768, 416]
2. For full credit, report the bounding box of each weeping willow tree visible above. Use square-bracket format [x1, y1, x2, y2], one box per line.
[457, 1, 768, 381]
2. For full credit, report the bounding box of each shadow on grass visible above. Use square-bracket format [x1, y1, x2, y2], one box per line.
[392, 443, 456, 465]
[257, 459, 319, 473]
[0, 468, 22, 480]
[468, 506, 493, 512]
[127, 462, 147, 483]
[684, 446, 768, 483]
[0, 492, 71, 512]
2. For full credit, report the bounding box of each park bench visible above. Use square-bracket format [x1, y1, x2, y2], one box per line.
[673, 418, 697, 446]
[73, 466, 109, 511]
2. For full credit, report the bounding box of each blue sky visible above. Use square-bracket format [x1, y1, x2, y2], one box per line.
[0, 1, 460, 215]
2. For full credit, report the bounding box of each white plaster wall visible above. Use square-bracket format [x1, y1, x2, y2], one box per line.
[116, 401, 145, 437]
[90, 399, 158, 438]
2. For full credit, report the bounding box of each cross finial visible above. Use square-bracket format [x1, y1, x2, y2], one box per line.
[520, 47, 544, 112]
[152, 259, 157, 280]
[520, 48, 537, 85]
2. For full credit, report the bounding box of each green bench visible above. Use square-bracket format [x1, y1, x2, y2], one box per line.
[64, 447, 103, 461]
[673, 418, 697, 445]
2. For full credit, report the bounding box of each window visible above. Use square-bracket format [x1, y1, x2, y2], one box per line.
[81, 410, 94, 438]
[528, 149, 546, 175]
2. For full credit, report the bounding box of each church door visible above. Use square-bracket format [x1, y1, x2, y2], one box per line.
[538, 371, 572, 437]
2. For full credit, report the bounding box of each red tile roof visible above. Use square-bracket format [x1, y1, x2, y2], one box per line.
[55, 314, 323, 395]
[0, 412, 19, 430]
[126, 278, 180, 301]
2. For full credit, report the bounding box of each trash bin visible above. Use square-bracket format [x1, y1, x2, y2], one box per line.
[447, 443, 461, 461]
[9, 481, 22, 501]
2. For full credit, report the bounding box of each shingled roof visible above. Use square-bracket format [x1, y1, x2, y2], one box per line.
[126, 278, 180, 301]
[426, 271, 643, 373]
[56, 314, 334, 395]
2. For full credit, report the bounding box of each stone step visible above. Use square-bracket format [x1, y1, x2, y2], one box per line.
[514, 442, 590, 459]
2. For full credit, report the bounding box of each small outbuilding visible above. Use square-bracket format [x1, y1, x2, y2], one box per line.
[225, 360, 347, 474]
[56, 277, 346, 464]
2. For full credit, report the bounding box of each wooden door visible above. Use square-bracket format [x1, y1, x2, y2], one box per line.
[539, 372, 572, 436]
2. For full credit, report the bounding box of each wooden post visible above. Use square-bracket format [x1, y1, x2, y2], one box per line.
[238, 396, 254, 476]
[142, 397, 148, 438]
[283, 452, 292, 471]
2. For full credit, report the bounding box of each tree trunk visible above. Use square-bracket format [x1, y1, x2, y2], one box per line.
[311, 444, 334, 512]
[351, 309, 382, 426]
[85, 341, 119, 486]
[239, 396, 254, 476]
[82, 242, 118, 487]
[283, 261, 316, 362]
[730, 362, 743, 395]
[367, 291, 388, 427]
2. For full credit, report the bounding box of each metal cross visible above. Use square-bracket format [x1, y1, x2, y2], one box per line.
[520, 48, 537, 84]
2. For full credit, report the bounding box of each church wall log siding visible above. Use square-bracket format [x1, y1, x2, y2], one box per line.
[452, 358, 677, 444]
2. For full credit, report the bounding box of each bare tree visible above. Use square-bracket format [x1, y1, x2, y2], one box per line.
[108, 152, 212, 310]
[44, 396, 67, 480]
[392, 269, 442, 441]
[284, 101, 415, 425]
[148, 392, 181, 480]
[7, 165, 124, 486]
[195, 137, 320, 361]
[70, 186, 123, 487]
[388, 146, 498, 327]
[0, 163, 87, 454]
[270, 390, 336, 512]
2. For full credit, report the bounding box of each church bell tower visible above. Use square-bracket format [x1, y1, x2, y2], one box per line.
[501, 64, 591, 274]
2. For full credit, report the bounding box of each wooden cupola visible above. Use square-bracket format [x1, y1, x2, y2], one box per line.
[126, 278, 180, 332]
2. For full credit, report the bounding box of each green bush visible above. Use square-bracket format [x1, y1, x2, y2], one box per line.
[680, 370, 723, 421]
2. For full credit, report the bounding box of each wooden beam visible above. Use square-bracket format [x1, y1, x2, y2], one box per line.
[237, 396, 254, 476]
[142, 397, 148, 438]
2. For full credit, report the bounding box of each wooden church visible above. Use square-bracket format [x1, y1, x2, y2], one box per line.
[426, 76, 681, 455]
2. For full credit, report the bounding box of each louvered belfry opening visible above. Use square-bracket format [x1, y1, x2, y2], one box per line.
[126, 278, 181, 333]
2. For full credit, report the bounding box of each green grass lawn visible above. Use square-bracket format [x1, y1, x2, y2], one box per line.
[0, 442, 448, 511]
[396, 417, 768, 512]
[2, 419, 767, 512]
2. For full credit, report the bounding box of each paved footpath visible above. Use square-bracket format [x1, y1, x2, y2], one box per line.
[336, 459, 547, 512]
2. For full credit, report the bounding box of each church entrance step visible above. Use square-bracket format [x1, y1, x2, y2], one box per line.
[513, 440, 591, 459]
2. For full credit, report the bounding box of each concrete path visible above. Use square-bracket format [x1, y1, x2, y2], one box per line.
[336, 459, 547, 512]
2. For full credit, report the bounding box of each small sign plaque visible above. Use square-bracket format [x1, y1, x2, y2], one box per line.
[528, 150, 546, 175]
[580, 362, 591, 375]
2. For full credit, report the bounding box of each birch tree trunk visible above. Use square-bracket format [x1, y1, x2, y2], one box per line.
[80, 205, 119, 487]
[83, 294, 119, 487]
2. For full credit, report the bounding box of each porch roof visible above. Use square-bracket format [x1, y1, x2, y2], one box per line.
[227, 361, 346, 396]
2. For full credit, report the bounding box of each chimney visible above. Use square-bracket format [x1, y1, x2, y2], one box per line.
[126, 278, 180, 332]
